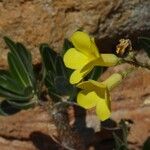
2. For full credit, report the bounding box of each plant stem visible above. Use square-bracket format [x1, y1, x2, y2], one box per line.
[122, 58, 150, 70]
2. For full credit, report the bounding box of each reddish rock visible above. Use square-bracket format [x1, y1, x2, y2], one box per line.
[0, 0, 150, 68]
[111, 68, 150, 149]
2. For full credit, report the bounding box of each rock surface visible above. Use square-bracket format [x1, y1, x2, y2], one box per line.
[0, 0, 150, 68]
[111, 67, 150, 149]
[0, 67, 149, 150]
[0, 0, 150, 149]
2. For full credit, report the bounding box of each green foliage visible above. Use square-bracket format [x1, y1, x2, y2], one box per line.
[138, 37, 150, 57]
[88, 66, 106, 80]
[143, 137, 150, 150]
[0, 37, 37, 115]
[113, 120, 129, 150]
[40, 43, 75, 102]
[61, 39, 74, 56]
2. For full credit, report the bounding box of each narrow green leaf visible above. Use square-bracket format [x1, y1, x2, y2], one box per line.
[88, 66, 106, 80]
[16, 43, 35, 86]
[61, 39, 74, 56]
[0, 100, 20, 116]
[45, 71, 55, 86]
[16, 42, 32, 63]
[55, 56, 67, 77]
[8, 52, 31, 87]
[7, 100, 35, 109]
[4, 37, 18, 56]
[113, 133, 123, 150]
[54, 76, 73, 95]
[68, 86, 78, 102]
[45, 72, 58, 95]
[48, 91, 62, 102]
[40, 44, 57, 73]
[0, 107, 8, 115]
[0, 87, 32, 100]
[0, 71, 24, 95]
[23, 86, 34, 96]
[143, 137, 150, 150]
[5, 37, 33, 87]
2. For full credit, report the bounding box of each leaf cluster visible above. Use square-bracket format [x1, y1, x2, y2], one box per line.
[40, 43, 75, 102]
[0, 37, 37, 115]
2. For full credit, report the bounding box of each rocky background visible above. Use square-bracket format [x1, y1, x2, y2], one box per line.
[0, 0, 150, 150]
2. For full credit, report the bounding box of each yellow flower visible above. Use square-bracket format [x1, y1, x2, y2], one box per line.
[63, 31, 119, 84]
[77, 73, 122, 121]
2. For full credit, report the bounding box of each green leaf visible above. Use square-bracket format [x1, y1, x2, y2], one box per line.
[0, 71, 24, 95]
[138, 37, 150, 57]
[0, 107, 8, 115]
[113, 133, 124, 150]
[23, 86, 34, 96]
[0, 100, 20, 115]
[143, 137, 150, 150]
[113, 120, 129, 150]
[88, 66, 106, 80]
[119, 120, 128, 146]
[55, 56, 67, 77]
[8, 52, 31, 88]
[62, 39, 74, 56]
[48, 91, 62, 102]
[45, 71, 55, 86]
[5, 37, 33, 87]
[0, 87, 32, 101]
[68, 86, 78, 102]
[16, 43, 35, 86]
[0, 37, 38, 115]
[54, 76, 73, 95]
[4, 37, 18, 56]
[40, 43, 57, 73]
[7, 100, 35, 109]
[16, 42, 32, 63]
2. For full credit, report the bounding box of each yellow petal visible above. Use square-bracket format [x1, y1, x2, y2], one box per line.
[63, 48, 89, 69]
[91, 37, 100, 57]
[77, 80, 107, 99]
[81, 54, 118, 73]
[77, 80, 106, 91]
[96, 98, 111, 121]
[102, 73, 123, 91]
[77, 90, 99, 109]
[70, 31, 99, 57]
[94, 54, 119, 66]
[70, 66, 93, 84]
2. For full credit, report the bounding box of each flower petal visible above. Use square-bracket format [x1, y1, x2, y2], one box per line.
[77, 80, 106, 91]
[94, 54, 119, 66]
[102, 73, 122, 91]
[70, 66, 93, 84]
[63, 48, 89, 69]
[96, 98, 111, 121]
[80, 54, 118, 73]
[70, 31, 99, 57]
[77, 90, 99, 109]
